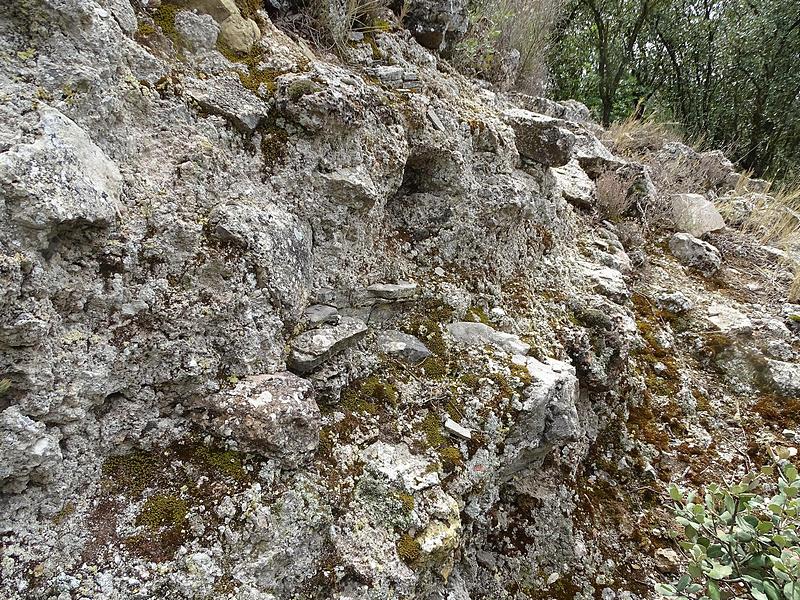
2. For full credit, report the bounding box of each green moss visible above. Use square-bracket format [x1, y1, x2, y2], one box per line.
[439, 445, 462, 467]
[103, 451, 161, 494]
[466, 306, 490, 325]
[136, 21, 156, 37]
[397, 533, 421, 564]
[396, 492, 415, 513]
[341, 376, 398, 414]
[153, 2, 181, 46]
[420, 412, 445, 448]
[135, 494, 187, 530]
[459, 373, 481, 389]
[0, 378, 10, 397]
[260, 123, 289, 170]
[194, 446, 247, 480]
[52, 502, 75, 525]
[287, 78, 318, 102]
[217, 41, 281, 95]
[509, 362, 532, 385]
[421, 356, 447, 379]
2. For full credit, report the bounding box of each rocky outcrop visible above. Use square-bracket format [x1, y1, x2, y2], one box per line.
[0, 1, 797, 599]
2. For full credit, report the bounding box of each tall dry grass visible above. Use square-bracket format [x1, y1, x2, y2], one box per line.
[452, 0, 564, 92]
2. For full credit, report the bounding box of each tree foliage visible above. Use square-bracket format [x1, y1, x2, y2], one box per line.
[659, 450, 800, 600]
[549, 0, 800, 179]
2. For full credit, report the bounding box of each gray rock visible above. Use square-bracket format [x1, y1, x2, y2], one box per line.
[655, 291, 694, 314]
[763, 360, 800, 397]
[207, 201, 313, 318]
[196, 373, 320, 466]
[366, 282, 418, 299]
[552, 159, 594, 209]
[446, 321, 530, 355]
[185, 75, 270, 131]
[0, 106, 122, 246]
[502, 108, 576, 167]
[671, 193, 726, 237]
[0, 407, 62, 493]
[304, 304, 340, 326]
[669, 232, 722, 275]
[377, 330, 432, 364]
[288, 317, 368, 374]
[174, 10, 220, 52]
[402, 0, 469, 51]
[502, 356, 580, 477]
[707, 303, 753, 333]
[579, 261, 630, 303]
[444, 417, 471, 440]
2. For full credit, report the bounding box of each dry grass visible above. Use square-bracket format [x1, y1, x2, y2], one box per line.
[790, 269, 800, 303]
[605, 114, 683, 160]
[293, 0, 391, 55]
[739, 184, 800, 248]
[453, 0, 564, 92]
[596, 170, 634, 222]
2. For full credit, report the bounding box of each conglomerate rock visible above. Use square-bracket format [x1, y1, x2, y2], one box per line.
[0, 0, 798, 599]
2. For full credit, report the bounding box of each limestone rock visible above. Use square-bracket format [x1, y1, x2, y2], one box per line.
[288, 317, 368, 374]
[579, 261, 630, 303]
[185, 75, 269, 131]
[669, 232, 722, 276]
[207, 201, 313, 318]
[446, 322, 530, 355]
[502, 356, 581, 477]
[707, 303, 753, 333]
[377, 330, 432, 364]
[0, 106, 122, 245]
[763, 360, 800, 397]
[502, 109, 576, 167]
[671, 193, 726, 237]
[219, 15, 260, 54]
[402, 0, 469, 51]
[0, 407, 62, 493]
[655, 291, 694, 314]
[361, 441, 440, 491]
[552, 159, 595, 208]
[175, 11, 220, 52]
[366, 282, 418, 299]
[198, 372, 320, 466]
[304, 304, 340, 326]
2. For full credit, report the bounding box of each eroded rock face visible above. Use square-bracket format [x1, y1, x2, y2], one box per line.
[400, 0, 469, 51]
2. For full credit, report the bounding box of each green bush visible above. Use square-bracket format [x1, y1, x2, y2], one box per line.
[658, 449, 800, 600]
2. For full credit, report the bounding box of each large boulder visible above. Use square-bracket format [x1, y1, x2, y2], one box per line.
[501, 109, 576, 167]
[669, 232, 722, 276]
[671, 193, 726, 237]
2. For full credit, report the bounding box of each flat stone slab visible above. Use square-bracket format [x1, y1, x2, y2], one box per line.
[579, 261, 630, 303]
[185, 75, 269, 132]
[707, 303, 752, 333]
[366, 282, 418, 300]
[304, 304, 340, 325]
[288, 317, 368, 374]
[446, 321, 530, 355]
[377, 330, 431, 364]
[444, 418, 471, 440]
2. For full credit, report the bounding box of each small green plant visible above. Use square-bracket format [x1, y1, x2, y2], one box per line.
[657, 449, 800, 600]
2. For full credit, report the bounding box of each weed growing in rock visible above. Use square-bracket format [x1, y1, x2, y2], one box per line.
[658, 448, 800, 600]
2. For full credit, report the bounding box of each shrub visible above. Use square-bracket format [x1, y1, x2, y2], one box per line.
[657, 449, 800, 600]
[453, 0, 565, 92]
